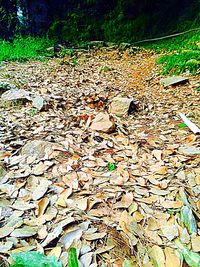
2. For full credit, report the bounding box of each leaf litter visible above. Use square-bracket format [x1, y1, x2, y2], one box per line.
[0, 46, 199, 266]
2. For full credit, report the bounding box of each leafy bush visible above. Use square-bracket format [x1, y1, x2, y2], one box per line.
[145, 31, 200, 75]
[157, 50, 200, 75]
[0, 36, 54, 62]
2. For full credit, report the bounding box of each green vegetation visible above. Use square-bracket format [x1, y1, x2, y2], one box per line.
[10, 251, 62, 267]
[145, 30, 200, 75]
[0, 36, 54, 62]
[68, 248, 79, 267]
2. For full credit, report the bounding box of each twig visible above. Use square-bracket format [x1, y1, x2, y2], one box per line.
[179, 113, 200, 134]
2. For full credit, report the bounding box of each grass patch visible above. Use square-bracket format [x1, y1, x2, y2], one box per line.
[144, 30, 200, 75]
[0, 36, 54, 62]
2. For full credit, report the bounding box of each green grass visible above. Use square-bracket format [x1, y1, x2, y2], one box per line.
[0, 36, 54, 62]
[144, 30, 200, 75]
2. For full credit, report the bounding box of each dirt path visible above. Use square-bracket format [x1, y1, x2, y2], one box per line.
[0, 48, 199, 266]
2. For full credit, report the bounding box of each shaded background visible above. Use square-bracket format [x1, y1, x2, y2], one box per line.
[0, 0, 200, 42]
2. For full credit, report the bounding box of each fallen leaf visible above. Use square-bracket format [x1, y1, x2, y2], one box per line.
[164, 247, 182, 267]
[32, 178, 51, 200]
[41, 225, 63, 247]
[36, 197, 50, 217]
[0, 227, 14, 238]
[11, 226, 38, 237]
[83, 232, 106, 241]
[60, 229, 83, 250]
[114, 192, 133, 209]
[149, 245, 165, 267]
[191, 236, 200, 252]
[161, 222, 179, 241]
[48, 246, 62, 258]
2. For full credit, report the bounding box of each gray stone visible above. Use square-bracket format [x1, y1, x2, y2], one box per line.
[1, 89, 31, 101]
[109, 97, 135, 116]
[179, 146, 200, 156]
[21, 140, 53, 160]
[160, 76, 189, 87]
[32, 96, 45, 110]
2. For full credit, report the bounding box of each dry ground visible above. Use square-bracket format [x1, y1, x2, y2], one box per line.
[0, 48, 199, 266]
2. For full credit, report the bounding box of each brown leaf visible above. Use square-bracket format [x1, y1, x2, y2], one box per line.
[36, 197, 50, 217]
[113, 192, 133, 209]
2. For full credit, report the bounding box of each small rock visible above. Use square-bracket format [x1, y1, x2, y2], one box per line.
[160, 76, 189, 87]
[109, 97, 136, 116]
[21, 140, 54, 160]
[179, 146, 200, 156]
[1, 89, 31, 101]
[90, 112, 115, 133]
[31, 96, 45, 110]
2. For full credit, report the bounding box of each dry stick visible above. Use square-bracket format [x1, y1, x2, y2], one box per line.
[134, 27, 200, 44]
[179, 113, 200, 134]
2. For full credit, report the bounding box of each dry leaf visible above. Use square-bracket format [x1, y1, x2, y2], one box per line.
[84, 232, 106, 241]
[191, 236, 200, 252]
[162, 201, 183, 209]
[114, 192, 133, 209]
[32, 178, 51, 200]
[0, 227, 14, 238]
[41, 225, 63, 247]
[161, 222, 179, 241]
[11, 226, 38, 237]
[149, 245, 165, 267]
[48, 246, 62, 258]
[60, 229, 83, 249]
[164, 247, 182, 267]
[152, 150, 162, 161]
[36, 197, 49, 217]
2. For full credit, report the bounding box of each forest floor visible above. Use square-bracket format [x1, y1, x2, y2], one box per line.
[0, 47, 200, 266]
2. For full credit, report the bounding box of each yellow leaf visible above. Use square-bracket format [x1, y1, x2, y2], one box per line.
[162, 201, 183, 209]
[164, 247, 182, 267]
[191, 236, 200, 252]
[48, 246, 62, 258]
[132, 211, 144, 222]
[119, 210, 130, 234]
[149, 245, 165, 267]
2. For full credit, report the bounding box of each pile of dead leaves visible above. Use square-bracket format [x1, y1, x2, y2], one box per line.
[0, 47, 199, 266]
